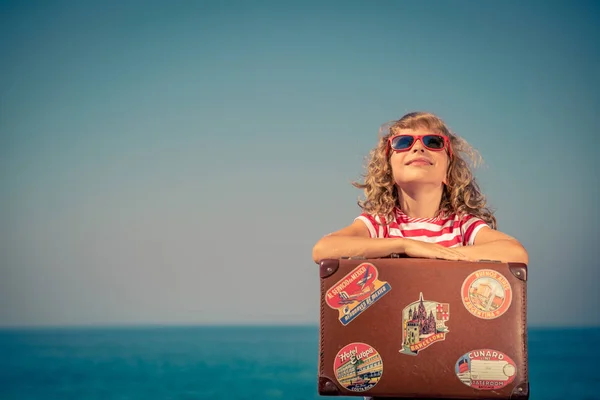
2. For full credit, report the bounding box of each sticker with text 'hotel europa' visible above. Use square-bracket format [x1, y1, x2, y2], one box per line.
[334, 342, 383, 393]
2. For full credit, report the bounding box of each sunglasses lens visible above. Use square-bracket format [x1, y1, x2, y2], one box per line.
[423, 135, 445, 149]
[391, 135, 414, 150]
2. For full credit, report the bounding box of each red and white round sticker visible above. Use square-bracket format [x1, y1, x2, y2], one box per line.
[461, 269, 513, 319]
[333, 342, 383, 393]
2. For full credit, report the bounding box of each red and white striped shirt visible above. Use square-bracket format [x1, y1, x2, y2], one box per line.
[355, 207, 488, 247]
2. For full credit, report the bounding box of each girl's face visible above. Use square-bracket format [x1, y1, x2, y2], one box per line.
[388, 127, 451, 188]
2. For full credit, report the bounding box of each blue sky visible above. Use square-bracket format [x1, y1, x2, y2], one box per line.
[1, 0, 598, 327]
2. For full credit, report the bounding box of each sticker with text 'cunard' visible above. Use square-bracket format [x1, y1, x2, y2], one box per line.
[461, 269, 513, 320]
[455, 349, 517, 390]
[326, 263, 391, 326]
[334, 342, 383, 393]
[399, 292, 450, 356]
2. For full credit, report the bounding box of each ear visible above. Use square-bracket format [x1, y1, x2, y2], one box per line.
[443, 157, 452, 185]
[443, 170, 449, 186]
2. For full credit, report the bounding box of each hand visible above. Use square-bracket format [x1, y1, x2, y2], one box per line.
[402, 239, 472, 261]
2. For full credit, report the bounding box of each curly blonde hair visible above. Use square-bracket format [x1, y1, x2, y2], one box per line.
[352, 111, 497, 229]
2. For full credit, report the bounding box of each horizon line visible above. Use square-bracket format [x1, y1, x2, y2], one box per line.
[1, 322, 599, 331]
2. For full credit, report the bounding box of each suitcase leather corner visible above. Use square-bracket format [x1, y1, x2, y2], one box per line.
[508, 262, 528, 281]
[318, 376, 341, 396]
[320, 259, 340, 278]
[510, 382, 530, 399]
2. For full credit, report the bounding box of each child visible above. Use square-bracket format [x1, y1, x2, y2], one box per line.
[312, 111, 528, 264]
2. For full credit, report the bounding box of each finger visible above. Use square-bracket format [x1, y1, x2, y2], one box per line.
[445, 249, 470, 259]
[451, 250, 475, 261]
[435, 251, 460, 260]
[438, 250, 471, 261]
[435, 254, 460, 261]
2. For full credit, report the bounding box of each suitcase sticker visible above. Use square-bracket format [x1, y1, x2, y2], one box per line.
[455, 349, 518, 390]
[399, 292, 450, 356]
[333, 342, 383, 393]
[461, 269, 513, 319]
[325, 263, 391, 326]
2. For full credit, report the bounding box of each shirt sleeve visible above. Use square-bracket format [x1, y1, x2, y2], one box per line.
[354, 213, 388, 238]
[460, 214, 489, 246]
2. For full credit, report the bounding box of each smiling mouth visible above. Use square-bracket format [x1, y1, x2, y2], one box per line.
[406, 159, 433, 166]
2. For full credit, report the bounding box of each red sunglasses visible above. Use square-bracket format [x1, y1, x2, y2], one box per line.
[386, 134, 452, 158]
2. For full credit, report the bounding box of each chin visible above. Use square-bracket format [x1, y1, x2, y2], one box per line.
[397, 181, 441, 187]
[395, 172, 440, 184]
[394, 177, 446, 188]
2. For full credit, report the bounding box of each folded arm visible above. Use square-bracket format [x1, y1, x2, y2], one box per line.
[459, 227, 529, 264]
[312, 220, 404, 263]
[311, 220, 474, 263]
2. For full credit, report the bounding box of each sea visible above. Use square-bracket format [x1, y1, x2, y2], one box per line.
[0, 325, 597, 400]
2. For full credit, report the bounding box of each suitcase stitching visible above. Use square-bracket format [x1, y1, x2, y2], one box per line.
[319, 276, 326, 390]
[521, 277, 529, 385]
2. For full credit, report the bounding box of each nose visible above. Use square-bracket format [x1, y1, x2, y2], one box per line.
[411, 137, 425, 152]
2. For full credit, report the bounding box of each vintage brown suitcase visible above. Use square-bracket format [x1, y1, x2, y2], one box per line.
[317, 257, 529, 399]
